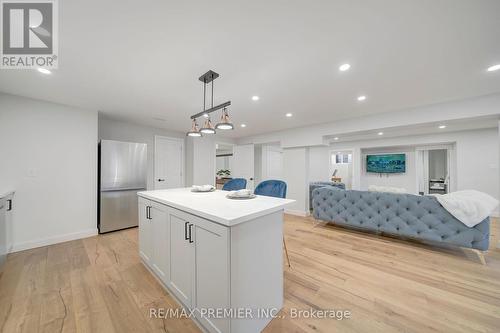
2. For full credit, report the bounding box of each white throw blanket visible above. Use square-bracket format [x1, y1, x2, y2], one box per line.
[433, 190, 499, 227]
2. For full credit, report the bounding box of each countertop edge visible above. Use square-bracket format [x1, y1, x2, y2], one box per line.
[137, 192, 295, 227]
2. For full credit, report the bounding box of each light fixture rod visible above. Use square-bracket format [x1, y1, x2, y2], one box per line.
[203, 78, 206, 111]
[190, 101, 231, 119]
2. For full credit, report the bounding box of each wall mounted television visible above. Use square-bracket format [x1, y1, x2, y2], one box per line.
[366, 153, 406, 173]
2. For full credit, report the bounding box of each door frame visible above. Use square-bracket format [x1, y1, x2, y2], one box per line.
[154, 136, 185, 189]
[415, 143, 456, 195]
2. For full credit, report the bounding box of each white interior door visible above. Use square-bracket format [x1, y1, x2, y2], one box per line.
[155, 136, 184, 190]
[232, 144, 255, 189]
[266, 148, 284, 180]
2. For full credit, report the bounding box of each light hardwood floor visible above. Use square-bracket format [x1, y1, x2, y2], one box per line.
[1, 215, 499, 333]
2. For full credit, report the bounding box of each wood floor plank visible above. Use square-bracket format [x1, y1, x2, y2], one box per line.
[0, 215, 499, 333]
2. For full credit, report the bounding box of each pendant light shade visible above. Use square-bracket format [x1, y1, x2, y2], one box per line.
[200, 117, 216, 134]
[215, 107, 234, 130]
[186, 119, 202, 137]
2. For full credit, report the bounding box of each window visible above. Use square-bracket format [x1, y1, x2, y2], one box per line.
[331, 152, 352, 165]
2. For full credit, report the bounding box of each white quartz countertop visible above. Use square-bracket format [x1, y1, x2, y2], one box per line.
[0, 190, 15, 199]
[138, 188, 295, 226]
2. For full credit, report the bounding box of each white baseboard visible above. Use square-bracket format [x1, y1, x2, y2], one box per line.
[285, 209, 309, 217]
[11, 228, 98, 253]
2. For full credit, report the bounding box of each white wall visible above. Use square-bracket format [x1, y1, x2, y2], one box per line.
[254, 145, 262, 185]
[98, 116, 185, 190]
[283, 148, 309, 215]
[0, 93, 98, 252]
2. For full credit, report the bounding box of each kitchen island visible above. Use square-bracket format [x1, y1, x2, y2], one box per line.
[137, 188, 294, 333]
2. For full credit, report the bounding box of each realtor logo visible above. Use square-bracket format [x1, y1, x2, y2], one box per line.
[1, 0, 58, 69]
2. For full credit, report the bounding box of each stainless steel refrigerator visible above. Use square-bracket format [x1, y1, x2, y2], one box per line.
[98, 140, 147, 233]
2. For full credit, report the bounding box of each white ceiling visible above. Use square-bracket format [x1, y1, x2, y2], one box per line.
[325, 116, 499, 144]
[1, 0, 500, 138]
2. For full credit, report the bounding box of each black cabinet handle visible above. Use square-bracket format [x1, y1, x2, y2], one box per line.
[184, 222, 189, 240]
[146, 206, 149, 219]
[188, 224, 194, 243]
[157, 179, 166, 182]
[7, 199, 12, 211]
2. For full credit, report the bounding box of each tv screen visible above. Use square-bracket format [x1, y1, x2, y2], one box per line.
[366, 154, 406, 173]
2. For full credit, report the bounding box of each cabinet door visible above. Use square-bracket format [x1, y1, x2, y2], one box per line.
[138, 199, 153, 264]
[151, 204, 169, 284]
[169, 213, 194, 307]
[193, 220, 230, 333]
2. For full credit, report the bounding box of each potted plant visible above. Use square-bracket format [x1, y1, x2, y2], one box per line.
[216, 169, 231, 179]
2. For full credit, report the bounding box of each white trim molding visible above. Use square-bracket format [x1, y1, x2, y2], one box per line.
[11, 228, 98, 253]
[285, 209, 309, 217]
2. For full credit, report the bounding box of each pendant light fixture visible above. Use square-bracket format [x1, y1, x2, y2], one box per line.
[200, 117, 216, 134]
[186, 119, 202, 137]
[215, 107, 234, 130]
[186, 70, 232, 137]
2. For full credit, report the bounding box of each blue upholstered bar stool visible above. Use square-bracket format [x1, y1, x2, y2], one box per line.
[254, 180, 291, 267]
[221, 178, 247, 191]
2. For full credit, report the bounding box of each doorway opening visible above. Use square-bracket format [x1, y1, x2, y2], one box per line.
[215, 143, 234, 189]
[329, 150, 354, 189]
[416, 145, 455, 195]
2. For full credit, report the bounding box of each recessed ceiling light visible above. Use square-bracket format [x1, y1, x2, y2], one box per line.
[339, 63, 351, 72]
[377, 132, 384, 136]
[438, 125, 446, 129]
[285, 113, 293, 117]
[333, 137, 339, 141]
[487, 64, 500, 72]
[240, 124, 246, 128]
[357, 95, 366, 101]
[251, 96, 259, 101]
[37, 68, 51, 75]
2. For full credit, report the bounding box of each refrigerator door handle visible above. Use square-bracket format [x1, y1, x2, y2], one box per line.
[184, 222, 189, 240]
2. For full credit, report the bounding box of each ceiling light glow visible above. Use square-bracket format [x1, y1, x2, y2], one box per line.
[339, 63, 351, 72]
[37, 68, 51, 75]
[251, 96, 259, 101]
[377, 132, 384, 136]
[357, 95, 366, 101]
[438, 125, 446, 129]
[241, 124, 246, 128]
[333, 137, 339, 141]
[487, 64, 500, 72]
[285, 113, 293, 117]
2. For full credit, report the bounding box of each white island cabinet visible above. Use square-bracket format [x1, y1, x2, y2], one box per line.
[138, 188, 294, 333]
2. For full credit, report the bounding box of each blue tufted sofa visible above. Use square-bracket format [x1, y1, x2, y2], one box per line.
[309, 182, 346, 211]
[312, 186, 490, 251]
